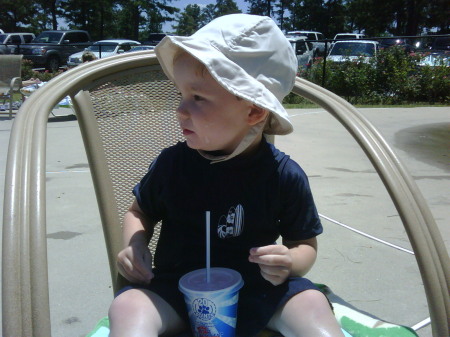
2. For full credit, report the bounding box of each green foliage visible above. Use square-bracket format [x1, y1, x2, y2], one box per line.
[173, 4, 203, 36]
[21, 59, 64, 82]
[298, 48, 450, 105]
[3, 0, 449, 42]
[173, 0, 241, 35]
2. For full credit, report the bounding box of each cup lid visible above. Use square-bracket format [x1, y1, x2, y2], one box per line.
[179, 267, 243, 293]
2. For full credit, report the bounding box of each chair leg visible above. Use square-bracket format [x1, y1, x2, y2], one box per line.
[9, 96, 13, 119]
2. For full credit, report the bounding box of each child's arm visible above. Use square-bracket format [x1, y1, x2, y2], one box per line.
[116, 199, 155, 284]
[248, 237, 318, 286]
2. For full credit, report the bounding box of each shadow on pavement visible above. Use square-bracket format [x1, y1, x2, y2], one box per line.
[395, 122, 450, 172]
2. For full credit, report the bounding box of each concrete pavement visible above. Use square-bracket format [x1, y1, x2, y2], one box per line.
[0, 106, 448, 336]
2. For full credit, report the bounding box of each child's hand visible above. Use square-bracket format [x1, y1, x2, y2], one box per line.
[248, 245, 292, 286]
[117, 243, 154, 284]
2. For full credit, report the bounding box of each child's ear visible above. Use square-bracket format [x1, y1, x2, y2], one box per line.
[247, 105, 269, 126]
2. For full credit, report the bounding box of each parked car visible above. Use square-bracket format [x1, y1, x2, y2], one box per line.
[286, 35, 314, 68]
[125, 45, 155, 53]
[379, 38, 416, 53]
[141, 33, 167, 46]
[287, 30, 326, 56]
[0, 32, 35, 54]
[333, 33, 366, 40]
[20, 30, 92, 71]
[67, 39, 141, 67]
[419, 52, 449, 67]
[430, 36, 450, 51]
[328, 40, 378, 63]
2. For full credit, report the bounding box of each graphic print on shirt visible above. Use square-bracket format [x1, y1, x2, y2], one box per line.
[217, 204, 244, 239]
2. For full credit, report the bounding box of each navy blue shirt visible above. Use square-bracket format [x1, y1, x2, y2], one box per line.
[133, 138, 322, 284]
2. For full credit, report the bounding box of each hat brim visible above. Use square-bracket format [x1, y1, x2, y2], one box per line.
[155, 36, 293, 135]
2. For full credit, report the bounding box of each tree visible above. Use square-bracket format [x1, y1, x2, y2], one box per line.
[60, 0, 115, 39]
[287, 0, 327, 32]
[60, 0, 178, 40]
[423, 0, 450, 33]
[0, 0, 36, 32]
[173, 0, 241, 35]
[347, 0, 395, 36]
[323, 0, 346, 38]
[215, 0, 241, 16]
[201, 4, 217, 25]
[274, 0, 289, 31]
[246, 0, 272, 16]
[173, 4, 203, 36]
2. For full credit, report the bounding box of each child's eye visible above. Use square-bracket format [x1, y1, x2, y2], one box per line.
[193, 95, 204, 101]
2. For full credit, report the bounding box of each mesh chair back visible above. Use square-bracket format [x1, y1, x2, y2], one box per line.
[88, 67, 183, 253]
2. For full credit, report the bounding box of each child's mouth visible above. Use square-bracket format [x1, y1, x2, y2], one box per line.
[182, 128, 194, 136]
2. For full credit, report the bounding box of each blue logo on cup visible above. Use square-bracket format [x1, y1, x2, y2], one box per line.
[192, 298, 216, 321]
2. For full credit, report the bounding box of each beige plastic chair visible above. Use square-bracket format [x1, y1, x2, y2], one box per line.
[2, 51, 449, 337]
[0, 55, 23, 118]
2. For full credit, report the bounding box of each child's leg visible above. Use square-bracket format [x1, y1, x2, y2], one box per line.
[108, 288, 187, 337]
[267, 289, 344, 337]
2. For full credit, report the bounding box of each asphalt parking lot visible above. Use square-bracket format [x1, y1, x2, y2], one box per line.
[0, 106, 448, 337]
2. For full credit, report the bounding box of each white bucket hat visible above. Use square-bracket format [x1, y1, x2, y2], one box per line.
[155, 14, 297, 135]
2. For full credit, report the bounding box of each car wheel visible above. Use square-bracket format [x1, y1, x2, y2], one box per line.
[46, 56, 60, 72]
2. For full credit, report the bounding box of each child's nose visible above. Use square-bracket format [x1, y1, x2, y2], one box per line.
[176, 101, 190, 120]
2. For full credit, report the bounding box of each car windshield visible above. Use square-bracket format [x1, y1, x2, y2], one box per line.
[87, 42, 118, 53]
[32, 32, 63, 43]
[0, 35, 6, 43]
[330, 42, 375, 56]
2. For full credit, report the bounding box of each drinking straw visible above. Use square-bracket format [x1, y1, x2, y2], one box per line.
[206, 211, 211, 283]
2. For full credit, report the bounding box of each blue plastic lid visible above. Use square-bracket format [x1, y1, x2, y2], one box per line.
[179, 267, 244, 293]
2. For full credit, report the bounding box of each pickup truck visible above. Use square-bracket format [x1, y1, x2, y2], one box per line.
[20, 30, 92, 71]
[0, 32, 35, 54]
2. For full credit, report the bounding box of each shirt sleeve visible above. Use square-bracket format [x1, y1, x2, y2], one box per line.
[132, 154, 166, 224]
[278, 158, 323, 240]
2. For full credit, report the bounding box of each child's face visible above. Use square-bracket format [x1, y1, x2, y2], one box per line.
[173, 53, 256, 154]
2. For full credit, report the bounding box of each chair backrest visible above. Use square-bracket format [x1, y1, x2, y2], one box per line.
[74, 60, 185, 289]
[2, 51, 449, 337]
[0, 55, 22, 95]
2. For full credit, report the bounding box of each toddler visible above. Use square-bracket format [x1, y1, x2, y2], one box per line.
[108, 13, 344, 337]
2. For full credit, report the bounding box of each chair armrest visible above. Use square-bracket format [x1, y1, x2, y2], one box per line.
[10, 77, 22, 92]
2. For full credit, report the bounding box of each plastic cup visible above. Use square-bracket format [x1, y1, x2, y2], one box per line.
[179, 267, 244, 337]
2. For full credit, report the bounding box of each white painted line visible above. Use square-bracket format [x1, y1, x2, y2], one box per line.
[319, 213, 415, 255]
[288, 110, 323, 117]
[411, 317, 431, 331]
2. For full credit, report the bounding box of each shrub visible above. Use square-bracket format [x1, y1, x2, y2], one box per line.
[300, 47, 450, 105]
[21, 59, 64, 82]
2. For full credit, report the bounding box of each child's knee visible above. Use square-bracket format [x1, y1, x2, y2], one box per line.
[290, 289, 333, 316]
[109, 289, 152, 318]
